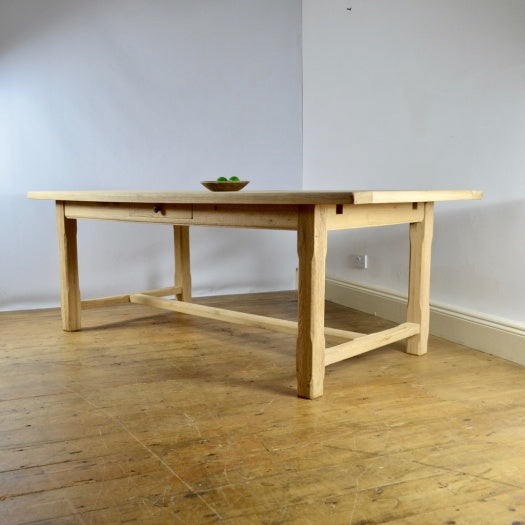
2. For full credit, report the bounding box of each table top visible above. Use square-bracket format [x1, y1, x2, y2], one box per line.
[27, 190, 483, 205]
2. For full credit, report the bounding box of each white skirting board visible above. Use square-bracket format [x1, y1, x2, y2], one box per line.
[325, 276, 525, 366]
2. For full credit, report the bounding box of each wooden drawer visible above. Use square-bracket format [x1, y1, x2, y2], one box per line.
[129, 204, 192, 220]
[65, 202, 193, 223]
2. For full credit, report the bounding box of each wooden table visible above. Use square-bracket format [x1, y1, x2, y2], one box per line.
[27, 190, 482, 399]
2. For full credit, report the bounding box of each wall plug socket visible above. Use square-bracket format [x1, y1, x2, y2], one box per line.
[350, 254, 368, 269]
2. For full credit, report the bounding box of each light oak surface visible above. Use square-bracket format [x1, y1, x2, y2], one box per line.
[351, 189, 482, 205]
[29, 189, 483, 399]
[55, 202, 81, 331]
[296, 205, 328, 398]
[406, 202, 435, 356]
[324, 322, 420, 366]
[80, 286, 180, 310]
[173, 226, 192, 302]
[28, 189, 483, 205]
[0, 292, 523, 524]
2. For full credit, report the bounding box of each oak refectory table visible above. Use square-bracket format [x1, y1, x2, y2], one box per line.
[27, 190, 482, 399]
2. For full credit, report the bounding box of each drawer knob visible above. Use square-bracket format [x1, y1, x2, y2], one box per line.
[153, 205, 163, 214]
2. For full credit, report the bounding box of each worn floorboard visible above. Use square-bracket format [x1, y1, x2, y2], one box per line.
[0, 291, 524, 524]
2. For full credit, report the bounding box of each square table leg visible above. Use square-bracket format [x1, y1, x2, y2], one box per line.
[296, 205, 328, 399]
[406, 202, 434, 355]
[55, 201, 81, 331]
[174, 225, 192, 302]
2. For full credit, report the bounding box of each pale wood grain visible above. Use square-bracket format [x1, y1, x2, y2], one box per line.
[64, 202, 193, 223]
[325, 202, 424, 230]
[325, 322, 420, 366]
[406, 202, 435, 355]
[81, 286, 179, 309]
[127, 293, 364, 343]
[55, 202, 81, 331]
[28, 189, 483, 205]
[63, 201, 299, 229]
[29, 189, 483, 399]
[296, 205, 328, 399]
[191, 204, 299, 229]
[1, 292, 523, 524]
[129, 293, 302, 335]
[174, 226, 192, 302]
[352, 189, 483, 204]
[28, 190, 356, 205]
[129, 203, 192, 219]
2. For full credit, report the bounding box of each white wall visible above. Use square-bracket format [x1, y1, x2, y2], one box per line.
[303, 0, 525, 327]
[0, 0, 302, 311]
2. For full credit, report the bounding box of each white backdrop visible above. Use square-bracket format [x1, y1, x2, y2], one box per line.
[0, 0, 302, 310]
[303, 0, 525, 326]
[4, 0, 524, 331]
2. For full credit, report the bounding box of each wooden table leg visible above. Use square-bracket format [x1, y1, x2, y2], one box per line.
[296, 205, 327, 399]
[174, 225, 192, 302]
[406, 202, 434, 355]
[55, 201, 81, 331]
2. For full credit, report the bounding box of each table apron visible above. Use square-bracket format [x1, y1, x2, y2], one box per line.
[325, 202, 425, 230]
[64, 201, 300, 230]
[64, 201, 426, 231]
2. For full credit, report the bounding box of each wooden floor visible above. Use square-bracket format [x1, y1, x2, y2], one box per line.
[1, 291, 524, 524]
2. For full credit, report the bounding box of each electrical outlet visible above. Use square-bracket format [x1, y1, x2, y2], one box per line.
[350, 254, 368, 269]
